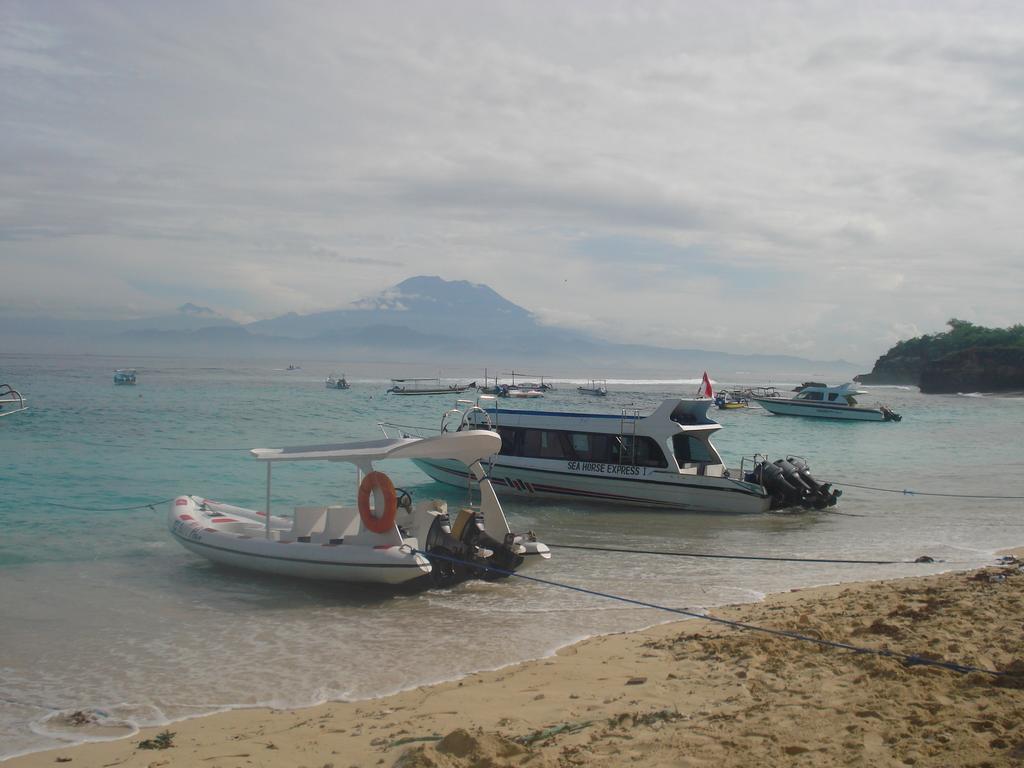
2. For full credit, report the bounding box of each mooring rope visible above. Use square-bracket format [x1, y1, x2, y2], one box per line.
[831, 479, 1024, 500]
[544, 543, 938, 565]
[43, 498, 176, 512]
[411, 548, 1009, 677]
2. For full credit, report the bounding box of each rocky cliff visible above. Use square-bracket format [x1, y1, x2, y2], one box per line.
[857, 320, 1024, 392]
[917, 347, 1024, 394]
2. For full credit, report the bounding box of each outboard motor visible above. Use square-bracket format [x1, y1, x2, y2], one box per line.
[755, 457, 841, 510]
[753, 461, 803, 508]
[880, 406, 902, 422]
[786, 456, 841, 508]
[422, 508, 525, 587]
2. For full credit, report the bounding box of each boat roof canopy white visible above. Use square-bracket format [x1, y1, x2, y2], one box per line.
[251, 430, 501, 465]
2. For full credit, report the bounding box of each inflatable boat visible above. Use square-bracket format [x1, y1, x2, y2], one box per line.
[168, 430, 550, 587]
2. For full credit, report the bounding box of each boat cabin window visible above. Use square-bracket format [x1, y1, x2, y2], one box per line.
[827, 393, 838, 401]
[672, 434, 717, 464]
[495, 426, 666, 467]
[796, 391, 823, 401]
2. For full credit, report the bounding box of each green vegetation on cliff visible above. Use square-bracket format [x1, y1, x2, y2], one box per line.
[858, 319, 1024, 389]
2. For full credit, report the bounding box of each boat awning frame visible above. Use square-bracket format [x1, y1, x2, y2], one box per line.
[250, 431, 501, 466]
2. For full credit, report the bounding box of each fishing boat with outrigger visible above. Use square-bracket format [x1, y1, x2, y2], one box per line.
[325, 374, 350, 390]
[0, 384, 28, 418]
[577, 379, 608, 397]
[388, 377, 477, 396]
[113, 369, 137, 385]
[168, 430, 550, 587]
[751, 382, 901, 422]
[384, 396, 840, 514]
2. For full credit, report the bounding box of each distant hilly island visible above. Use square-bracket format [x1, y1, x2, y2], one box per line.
[3, 276, 859, 377]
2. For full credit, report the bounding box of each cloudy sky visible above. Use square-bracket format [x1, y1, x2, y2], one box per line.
[2, 1, 1023, 362]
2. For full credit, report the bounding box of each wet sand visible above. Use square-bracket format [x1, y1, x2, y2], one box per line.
[8, 551, 1023, 768]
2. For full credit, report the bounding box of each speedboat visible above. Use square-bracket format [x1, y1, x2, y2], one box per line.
[751, 382, 901, 422]
[326, 374, 350, 389]
[388, 378, 477, 396]
[389, 397, 840, 513]
[113, 369, 137, 385]
[0, 384, 27, 418]
[577, 380, 608, 396]
[168, 430, 550, 587]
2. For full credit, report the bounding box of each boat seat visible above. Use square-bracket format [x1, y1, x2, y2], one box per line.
[312, 505, 360, 544]
[290, 507, 327, 538]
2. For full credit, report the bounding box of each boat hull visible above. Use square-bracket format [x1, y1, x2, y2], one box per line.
[413, 458, 771, 514]
[751, 398, 888, 421]
[168, 497, 432, 585]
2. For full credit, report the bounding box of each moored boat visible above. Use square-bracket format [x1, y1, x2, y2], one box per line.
[326, 374, 350, 389]
[388, 378, 477, 395]
[390, 397, 839, 513]
[168, 430, 550, 587]
[751, 382, 901, 422]
[0, 384, 28, 418]
[113, 369, 137, 385]
[577, 379, 608, 396]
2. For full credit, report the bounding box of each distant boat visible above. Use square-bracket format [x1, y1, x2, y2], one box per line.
[502, 371, 556, 391]
[114, 369, 137, 385]
[286, 364, 302, 371]
[387, 378, 477, 396]
[0, 384, 28, 418]
[326, 374, 350, 390]
[751, 382, 901, 422]
[713, 390, 748, 409]
[577, 379, 608, 396]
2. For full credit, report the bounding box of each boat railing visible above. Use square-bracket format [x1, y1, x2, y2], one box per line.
[739, 453, 769, 483]
[0, 384, 28, 417]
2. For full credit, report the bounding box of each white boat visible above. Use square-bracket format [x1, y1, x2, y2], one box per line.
[113, 369, 137, 385]
[751, 382, 901, 422]
[388, 378, 476, 396]
[577, 379, 608, 396]
[506, 389, 544, 398]
[0, 384, 28, 418]
[168, 430, 550, 587]
[326, 374, 350, 389]
[390, 398, 840, 513]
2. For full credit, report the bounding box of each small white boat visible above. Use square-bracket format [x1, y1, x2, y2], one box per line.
[577, 379, 608, 396]
[506, 389, 544, 398]
[387, 378, 476, 396]
[326, 374, 350, 389]
[390, 397, 840, 513]
[0, 384, 28, 418]
[168, 430, 550, 587]
[113, 369, 137, 385]
[751, 382, 901, 422]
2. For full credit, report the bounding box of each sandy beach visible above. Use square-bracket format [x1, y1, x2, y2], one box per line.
[8, 552, 1023, 768]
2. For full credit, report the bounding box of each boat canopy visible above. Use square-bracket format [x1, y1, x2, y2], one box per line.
[251, 431, 501, 465]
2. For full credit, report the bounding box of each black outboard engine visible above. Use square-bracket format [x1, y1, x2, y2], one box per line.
[786, 456, 841, 509]
[755, 457, 841, 510]
[423, 509, 525, 587]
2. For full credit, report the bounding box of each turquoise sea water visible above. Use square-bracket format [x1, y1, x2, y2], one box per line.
[1, 353, 1022, 759]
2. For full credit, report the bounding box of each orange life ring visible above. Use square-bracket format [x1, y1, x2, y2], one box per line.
[357, 471, 398, 534]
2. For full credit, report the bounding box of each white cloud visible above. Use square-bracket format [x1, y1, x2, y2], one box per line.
[2, 1, 1023, 361]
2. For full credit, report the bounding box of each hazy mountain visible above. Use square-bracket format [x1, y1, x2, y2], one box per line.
[246, 276, 540, 339]
[2, 276, 860, 376]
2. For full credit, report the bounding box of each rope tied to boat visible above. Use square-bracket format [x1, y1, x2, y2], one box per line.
[543, 543, 941, 565]
[411, 548, 1012, 678]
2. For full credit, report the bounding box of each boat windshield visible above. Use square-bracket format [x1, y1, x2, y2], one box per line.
[673, 434, 718, 464]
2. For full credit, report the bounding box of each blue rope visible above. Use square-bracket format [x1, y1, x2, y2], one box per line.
[832, 479, 1024, 500]
[545, 543, 938, 565]
[413, 548, 1007, 677]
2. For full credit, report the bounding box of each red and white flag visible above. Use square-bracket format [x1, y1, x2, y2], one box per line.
[699, 371, 713, 399]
